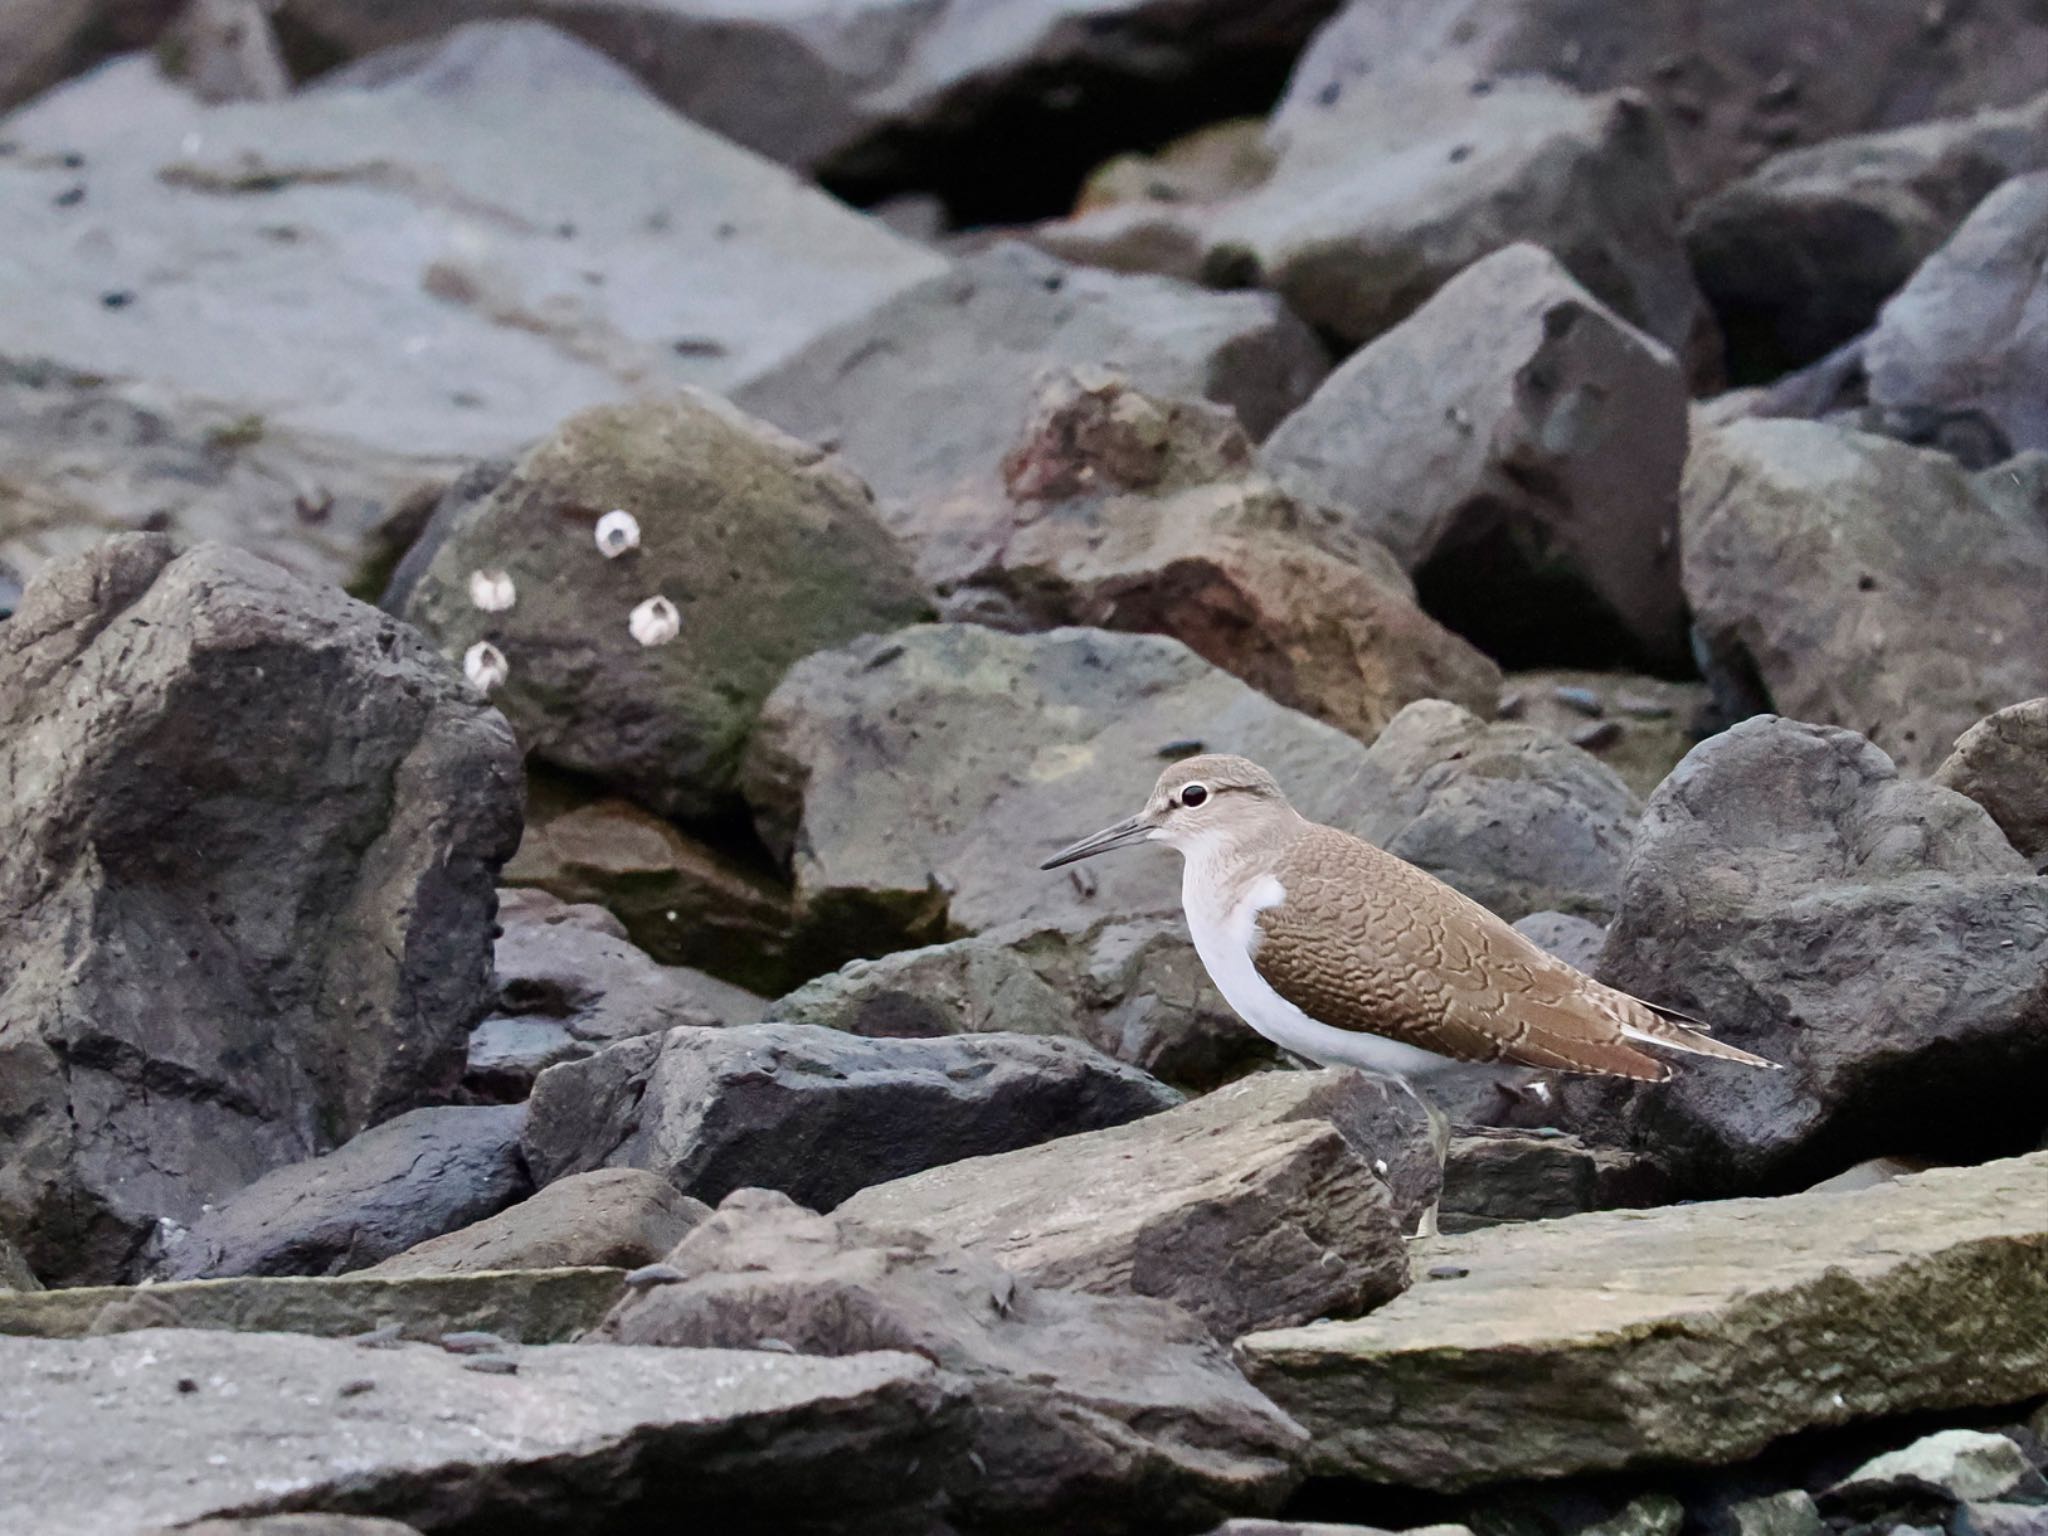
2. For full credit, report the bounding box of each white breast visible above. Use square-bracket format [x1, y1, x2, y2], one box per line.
[1182, 862, 1451, 1082]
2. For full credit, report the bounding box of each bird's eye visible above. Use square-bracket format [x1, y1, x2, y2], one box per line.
[1180, 784, 1208, 808]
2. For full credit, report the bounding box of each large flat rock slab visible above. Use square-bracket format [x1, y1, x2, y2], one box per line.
[0, 1328, 961, 1534]
[1238, 1153, 2048, 1490]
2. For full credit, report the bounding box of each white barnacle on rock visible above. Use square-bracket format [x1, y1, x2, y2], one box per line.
[595, 508, 641, 558]
[463, 640, 509, 693]
[467, 568, 516, 612]
[629, 595, 681, 647]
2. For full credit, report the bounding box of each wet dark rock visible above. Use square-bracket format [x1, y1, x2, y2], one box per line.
[0, 537, 520, 1286]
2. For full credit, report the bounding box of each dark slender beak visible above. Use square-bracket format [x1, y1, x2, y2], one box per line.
[1040, 813, 1153, 870]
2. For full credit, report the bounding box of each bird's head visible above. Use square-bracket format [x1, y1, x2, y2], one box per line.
[1040, 753, 1297, 869]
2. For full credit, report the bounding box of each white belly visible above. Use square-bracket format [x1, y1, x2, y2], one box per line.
[1183, 867, 1450, 1081]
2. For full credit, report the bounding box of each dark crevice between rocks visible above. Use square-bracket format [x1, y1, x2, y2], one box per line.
[1281, 1394, 2048, 1533]
[819, 32, 1324, 228]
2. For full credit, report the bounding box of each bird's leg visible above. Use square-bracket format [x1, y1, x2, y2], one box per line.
[1405, 1089, 1451, 1242]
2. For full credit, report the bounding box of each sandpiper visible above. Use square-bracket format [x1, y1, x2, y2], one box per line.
[1042, 753, 1776, 1146]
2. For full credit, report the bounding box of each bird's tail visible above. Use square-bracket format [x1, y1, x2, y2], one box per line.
[1617, 996, 1782, 1070]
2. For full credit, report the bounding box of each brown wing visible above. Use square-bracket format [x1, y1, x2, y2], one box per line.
[1252, 825, 1675, 1081]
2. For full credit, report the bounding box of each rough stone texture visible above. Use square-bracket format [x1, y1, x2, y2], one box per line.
[735, 242, 1329, 518]
[1557, 716, 2048, 1194]
[1351, 701, 1643, 924]
[1935, 698, 2048, 871]
[0, 355, 452, 599]
[907, 368, 1501, 744]
[0, 1266, 623, 1343]
[1497, 670, 1715, 800]
[1828, 1429, 2037, 1507]
[0, 1329, 965, 1534]
[469, 889, 765, 1099]
[364, 1169, 706, 1279]
[1862, 171, 2048, 456]
[1682, 420, 2048, 775]
[595, 1189, 1306, 1533]
[0, 0, 179, 113]
[1240, 1152, 2048, 1488]
[501, 777, 798, 992]
[267, 0, 1338, 216]
[0, 23, 944, 460]
[740, 623, 1381, 959]
[159, 0, 292, 103]
[1510, 911, 1609, 976]
[1077, 118, 1276, 214]
[1684, 93, 2048, 379]
[524, 1022, 1180, 1210]
[1262, 244, 1691, 673]
[0, 538, 522, 1287]
[0, 1232, 38, 1291]
[398, 392, 930, 821]
[773, 913, 1277, 1093]
[155, 1106, 531, 1281]
[1274, 0, 2048, 205]
[1439, 1128, 1668, 1235]
[838, 1070, 1421, 1339]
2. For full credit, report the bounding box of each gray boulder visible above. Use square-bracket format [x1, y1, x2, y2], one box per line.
[1440, 1128, 1667, 1235]
[469, 889, 765, 1099]
[1352, 701, 1643, 924]
[0, 1328, 965, 1533]
[1683, 419, 2048, 774]
[1826, 1429, 2038, 1510]
[0, 0, 177, 112]
[838, 1069, 1426, 1338]
[397, 392, 930, 820]
[906, 367, 1501, 744]
[155, 1106, 531, 1280]
[0, 538, 520, 1286]
[501, 778, 799, 993]
[523, 1022, 1180, 1210]
[1558, 716, 2048, 1194]
[1684, 93, 2048, 378]
[1934, 698, 2048, 871]
[1273, 0, 2048, 204]
[0, 22, 942, 459]
[596, 1188, 1306, 1533]
[735, 242, 1328, 515]
[1263, 244, 1690, 672]
[365, 1168, 707, 1278]
[1240, 1152, 2048, 1488]
[774, 913, 1275, 1093]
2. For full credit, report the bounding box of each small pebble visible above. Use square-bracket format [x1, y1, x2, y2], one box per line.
[623, 1262, 686, 1289]
[462, 1357, 519, 1376]
[1615, 694, 1672, 719]
[628, 594, 681, 647]
[1552, 685, 1604, 717]
[863, 641, 905, 670]
[467, 569, 516, 613]
[1569, 720, 1623, 751]
[595, 508, 641, 557]
[463, 640, 509, 694]
[100, 290, 135, 310]
[438, 1331, 509, 1355]
[754, 1338, 798, 1355]
[338, 1378, 377, 1398]
[1156, 738, 1205, 758]
[350, 1324, 404, 1349]
[176, 1377, 199, 1395]
[53, 185, 85, 207]
[1426, 1264, 1470, 1281]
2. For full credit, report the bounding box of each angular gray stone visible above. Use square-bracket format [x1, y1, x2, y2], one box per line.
[0, 355, 450, 599]
[773, 913, 1277, 1093]
[0, 538, 521, 1286]
[1684, 93, 2048, 377]
[1497, 669, 1713, 801]
[1683, 420, 2048, 774]
[0, 1328, 965, 1533]
[1558, 716, 2048, 1194]
[1263, 244, 1690, 671]
[156, 1106, 531, 1281]
[1827, 1429, 2036, 1508]
[1274, 0, 2048, 204]
[906, 367, 1501, 744]
[596, 1189, 1306, 1532]
[398, 392, 930, 820]
[1935, 698, 2048, 872]
[1723, 1491, 1827, 1536]
[0, 23, 942, 460]
[469, 889, 765, 1099]
[1351, 700, 1643, 925]
[1240, 1152, 2048, 1488]
[0, 1231, 37, 1291]
[364, 1168, 706, 1279]
[1439, 1128, 1666, 1235]
[838, 1069, 1424, 1338]
[0, 1266, 623, 1343]
[523, 1022, 1180, 1210]
[1864, 171, 2048, 457]
[735, 242, 1329, 515]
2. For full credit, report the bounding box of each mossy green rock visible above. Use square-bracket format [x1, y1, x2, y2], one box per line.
[1239, 1152, 2048, 1489]
[403, 393, 931, 819]
[0, 1268, 624, 1343]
